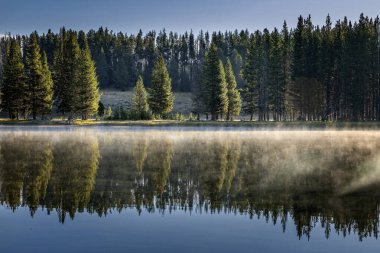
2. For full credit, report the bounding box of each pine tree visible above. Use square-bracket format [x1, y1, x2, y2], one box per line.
[268, 28, 283, 121]
[131, 76, 149, 119]
[1, 39, 28, 119]
[113, 35, 129, 90]
[225, 58, 241, 120]
[242, 35, 259, 121]
[135, 29, 144, 59]
[40, 52, 53, 118]
[143, 31, 157, 88]
[192, 62, 207, 118]
[320, 15, 335, 120]
[75, 43, 100, 119]
[125, 36, 139, 88]
[94, 47, 108, 88]
[25, 32, 49, 119]
[260, 29, 271, 121]
[230, 49, 244, 87]
[293, 16, 306, 79]
[53, 31, 81, 118]
[202, 43, 228, 120]
[149, 56, 174, 116]
[279, 21, 292, 121]
[40, 29, 57, 65]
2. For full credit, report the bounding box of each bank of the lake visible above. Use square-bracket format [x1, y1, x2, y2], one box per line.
[2, 118, 380, 130]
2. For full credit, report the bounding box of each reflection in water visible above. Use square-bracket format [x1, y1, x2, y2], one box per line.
[46, 135, 99, 222]
[1, 130, 380, 240]
[0, 134, 53, 213]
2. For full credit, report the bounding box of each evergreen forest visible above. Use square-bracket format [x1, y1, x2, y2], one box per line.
[1, 14, 380, 121]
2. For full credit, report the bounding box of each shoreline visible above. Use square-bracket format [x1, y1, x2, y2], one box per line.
[2, 119, 380, 130]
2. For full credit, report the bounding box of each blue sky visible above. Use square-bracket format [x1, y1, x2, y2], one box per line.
[1, 0, 379, 35]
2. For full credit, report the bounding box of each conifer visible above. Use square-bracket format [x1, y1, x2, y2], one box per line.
[131, 76, 149, 119]
[149, 56, 174, 116]
[25, 32, 52, 119]
[1, 39, 28, 119]
[76, 43, 100, 119]
[225, 58, 241, 120]
[40, 52, 53, 118]
[202, 43, 228, 120]
[53, 31, 81, 118]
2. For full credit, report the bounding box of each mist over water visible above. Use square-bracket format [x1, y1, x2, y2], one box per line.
[0, 127, 380, 252]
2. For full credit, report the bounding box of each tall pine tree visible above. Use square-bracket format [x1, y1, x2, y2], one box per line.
[225, 58, 241, 120]
[149, 56, 174, 117]
[40, 52, 53, 118]
[242, 35, 259, 121]
[202, 43, 228, 120]
[25, 32, 52, 119]
[1, 39, 28, 119]
[75, 43, 100, 119]
[131, 75, 149, 119]
[53, 31, 81, 118]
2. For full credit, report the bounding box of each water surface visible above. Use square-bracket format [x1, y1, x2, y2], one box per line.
[0, 127, 379, 252]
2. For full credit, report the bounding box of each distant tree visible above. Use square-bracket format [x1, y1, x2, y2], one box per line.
[188, 31, 197, 89]
[143, 31, 157, 88]
[39, 29, 57, 66]
[179, 33, 189, 91]
[192, 69, 207, 119]
[75, 43, 100, 119]
[225, 58, 241, 120]
[93, 47, 108, 88]
[278, 21, 292, 121]
[157, 29, 170, 61]
[135, 29, 144, 59]
[319, 15, 335, 120]
[260, 29, 271, 121]
[149, 56, 174, 117]
[131, 76, 149, 119]
[268, 27, 287, 121]
[1, 39, 28, 119]
[242, 35, 259, 121]
[230, 49, 244, 87]
[106, 106, 113, 119]
[98, 101, 105, 117]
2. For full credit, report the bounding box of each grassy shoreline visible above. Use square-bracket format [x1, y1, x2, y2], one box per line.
[2, 118, 380, 129]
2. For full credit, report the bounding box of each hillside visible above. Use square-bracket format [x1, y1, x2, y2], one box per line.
[101, 90, 194, 115]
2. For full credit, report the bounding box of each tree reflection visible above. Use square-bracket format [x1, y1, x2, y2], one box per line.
[0, 131, 380, 240]
[0, 134, 30, 210]
[23, 139, 53, 215]
[0, 134, 53, 214]
[45, 134, 99, 223]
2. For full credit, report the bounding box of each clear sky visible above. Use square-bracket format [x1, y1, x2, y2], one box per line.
[1, 0, 380, 35]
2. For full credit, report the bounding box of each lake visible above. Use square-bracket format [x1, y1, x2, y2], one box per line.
[0, 127, 379, 252]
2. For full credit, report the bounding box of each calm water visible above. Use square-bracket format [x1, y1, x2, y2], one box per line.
[0, 127, 380, 252]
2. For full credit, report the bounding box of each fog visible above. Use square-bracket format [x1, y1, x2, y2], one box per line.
[1, 127, 380, 197]
[1, 127, 380, 239]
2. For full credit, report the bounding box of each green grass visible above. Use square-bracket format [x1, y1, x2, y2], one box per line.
[101, 90, 193, 114]
[2, 118, 380, 130]
[0, 118, 67, 125]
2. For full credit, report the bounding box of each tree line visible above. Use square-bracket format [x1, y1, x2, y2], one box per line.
[0, 14, 379, 121]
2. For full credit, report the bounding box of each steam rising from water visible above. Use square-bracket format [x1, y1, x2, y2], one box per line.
[1, 127, 380, 196]
[1, 127, 380, 239]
